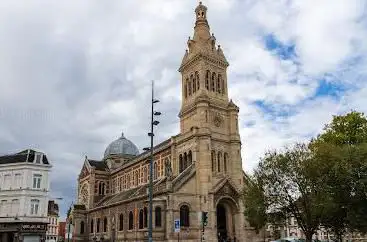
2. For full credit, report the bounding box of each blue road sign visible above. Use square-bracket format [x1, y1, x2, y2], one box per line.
[174, 219, 180, 232]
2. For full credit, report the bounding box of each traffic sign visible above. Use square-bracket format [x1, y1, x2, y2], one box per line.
[174, 219, 180, 233]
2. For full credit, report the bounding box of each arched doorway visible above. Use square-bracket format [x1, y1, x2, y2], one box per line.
[216, 198, 238, 241]
[217, 204, 227, 240]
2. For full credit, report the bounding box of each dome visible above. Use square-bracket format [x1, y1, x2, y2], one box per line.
[104, 132, 139, 158]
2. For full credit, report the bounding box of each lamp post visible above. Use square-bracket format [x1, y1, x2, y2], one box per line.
[145, 80, 161, 242]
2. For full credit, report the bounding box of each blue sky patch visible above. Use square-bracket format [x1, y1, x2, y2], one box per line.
[264, 34, 296, 60]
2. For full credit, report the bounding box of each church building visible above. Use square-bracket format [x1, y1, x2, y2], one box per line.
[71, 2, 254, 241]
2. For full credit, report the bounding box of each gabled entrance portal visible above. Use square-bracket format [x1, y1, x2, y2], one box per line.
[216, 197, 238, 242]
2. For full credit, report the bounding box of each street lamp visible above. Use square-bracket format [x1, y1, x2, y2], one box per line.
[147, 80, 161, 242]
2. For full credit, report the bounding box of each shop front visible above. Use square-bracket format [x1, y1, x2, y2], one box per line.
[0, 222, 47, 242]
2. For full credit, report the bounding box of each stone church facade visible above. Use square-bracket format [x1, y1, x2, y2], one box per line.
[71, 2, 254, 241]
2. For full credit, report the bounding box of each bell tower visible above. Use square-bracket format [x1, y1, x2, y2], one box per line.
[178, 2, 239, 140]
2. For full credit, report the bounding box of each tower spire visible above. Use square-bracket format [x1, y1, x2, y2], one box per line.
[193, 2, 211, 43]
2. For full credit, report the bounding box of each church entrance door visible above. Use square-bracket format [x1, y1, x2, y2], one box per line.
[216, 198, 238, 242]
[217, 204, 227, 241]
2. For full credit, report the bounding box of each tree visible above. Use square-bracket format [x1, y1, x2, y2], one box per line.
[243, 174, 267, 233]
[311, 111, 367, 239]
[244, 144, 328, 242]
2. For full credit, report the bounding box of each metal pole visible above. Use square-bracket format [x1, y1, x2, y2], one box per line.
[148, 80, 154, 242]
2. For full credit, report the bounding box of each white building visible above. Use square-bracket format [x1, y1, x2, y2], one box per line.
[46, 200, 59, 242]
[0, 149, 52, 242]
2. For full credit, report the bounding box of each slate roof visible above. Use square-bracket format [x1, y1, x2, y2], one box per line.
[88, 159, 108, 171]
[95, 178, 166, 208]
[0, 149, 49, 165]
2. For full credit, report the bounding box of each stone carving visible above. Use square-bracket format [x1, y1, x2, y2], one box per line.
[214, 181, 238, 204]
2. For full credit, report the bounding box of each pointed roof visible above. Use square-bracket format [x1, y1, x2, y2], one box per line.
[179, 2, 229, 71]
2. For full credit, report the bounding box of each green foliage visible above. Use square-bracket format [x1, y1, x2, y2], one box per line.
[243, 174, 267, 233]
[244, 144, 328, 241]
[312, 111, 367, 236]
[313, 111, 367, 146]
[243, 111, 367, 241]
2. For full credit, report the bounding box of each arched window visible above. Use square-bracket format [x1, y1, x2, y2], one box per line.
[211, 150, 216, 172]
[128, 211, 133, 230]
[180, 205, 190, 227]
[191, 74, 196, 93]
[144, 207, 148, 228]
[127, 174, 131, 188]
[119, 214, 124, 231]
[144, 167, 147, 183]
[179, 154, 183, 173]
[217, 74, 222, 93]
[188, 151, 192, 165]
[195, 71, 200, 90]
[205, 70, 210, 90]
[134, 171, 138, 186]
[221, 77, 225, 94]
[211, 72, 216, 92]
[224, 153, 228, 173]
[90, 219, 94, 234]
[183, 152, 188, 170]
[217, 152, 222, 172]
[184, 78, 188, 98]
[187, 80, 192, 96]
[139, 209, 144, 229]
[154, 162, 158, 180]
[98, 182, 105, 195]
[155, 207, 162, 227]
[96, 218, 100, 232]
[80, 221, 85, 234]
[103, 217, 108, 232]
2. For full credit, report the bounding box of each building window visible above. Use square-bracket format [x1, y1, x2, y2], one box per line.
[135, 170, 139, 186]
[119, 214, 124, 231]
[139, 209, 144, 229]
[15, 173, 22, 188]
[188, 151, 192, 165]
[191, 74, 196, 93]
[179, 154, 183, 173]
[217, 152, 222, 172]
[97, 218, 100, 232]
[184, 80, 188, 98]
[11, 199, 19, 216]
[0, 200, 6, 215]
[143, 207, 148, 228]
[90, 219, 94, 233]
[155, 207, 162, 227]
[98, 182, 105, 195]
[34, 154, 43, 164]
[211, 150, 216, 172]
[144, 167, 147, 183]
[211, 72, 216, 92]
[154, 162, 158, 180]
[33, 174, 42, 189]
[205, 70, 210, 90]
[183, 152, 188, 170]
[195, 71, 200, 90]
[224, 153, 228, 172]
[128, 211, 133, 230]
[30, 199, 40, 215]
[180, 205, 190, 227]
[80, 221, 85, 234]
[3, 174, 11, 189]
[103, 217, 108, 232]
[217, 74, 222, 93]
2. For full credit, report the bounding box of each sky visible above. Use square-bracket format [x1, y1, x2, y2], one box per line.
[0, 0, 366, 220]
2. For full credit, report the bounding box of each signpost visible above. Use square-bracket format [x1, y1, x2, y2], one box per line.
[174, 219, 180, 242]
